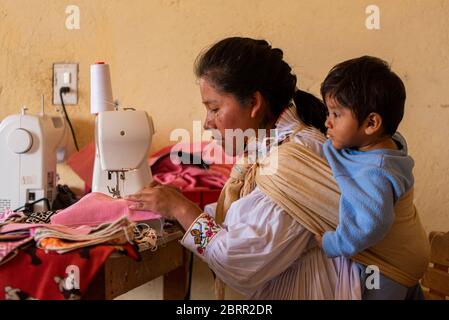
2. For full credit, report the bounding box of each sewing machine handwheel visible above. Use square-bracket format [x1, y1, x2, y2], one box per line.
[8, 128, 33, 154]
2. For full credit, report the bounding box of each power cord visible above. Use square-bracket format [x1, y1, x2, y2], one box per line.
[59, 86, 79, 151]
[13, 197, 51, 213]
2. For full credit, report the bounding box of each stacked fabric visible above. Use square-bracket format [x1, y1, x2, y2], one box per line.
[0, 221, 156, 299]
[35, 217, 137, 253]
[50, 192, 163, 233]
[0, 192, 162, 264]
[0, 210, 59, 265]
[0, 216, 157, 266]
[0, 193, 162, 299]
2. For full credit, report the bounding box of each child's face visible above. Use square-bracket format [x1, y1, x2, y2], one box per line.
[324, 96, 366, 150]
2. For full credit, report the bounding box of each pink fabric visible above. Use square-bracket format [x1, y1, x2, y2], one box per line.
[0, 237, 33, 265]
[149, 141, 233, 191]
[1, 223, 92, 235]
[151, 157, 229, 191]
[50, 192, 161, 227]
[0, 209, 22, 223]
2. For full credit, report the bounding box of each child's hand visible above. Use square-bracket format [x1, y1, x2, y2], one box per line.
[314, 234, 323, 248]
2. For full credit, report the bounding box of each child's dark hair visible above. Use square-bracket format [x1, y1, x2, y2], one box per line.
[195, 37, 328, 134]
[320, 56, 406, 136]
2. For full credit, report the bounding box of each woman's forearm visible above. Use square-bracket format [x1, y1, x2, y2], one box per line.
[175, 202, 203, 231]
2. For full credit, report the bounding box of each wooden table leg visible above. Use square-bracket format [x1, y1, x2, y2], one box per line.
[163, 247, 192, 300]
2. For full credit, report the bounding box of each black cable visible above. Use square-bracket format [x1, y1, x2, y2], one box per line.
[13, 197, 51, 213]
[59, 87, 79, 151]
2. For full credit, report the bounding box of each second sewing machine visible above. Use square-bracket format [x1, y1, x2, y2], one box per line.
[0, 62, 155, 213]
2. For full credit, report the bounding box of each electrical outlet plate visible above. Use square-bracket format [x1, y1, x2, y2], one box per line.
[53, 63, 78, 105]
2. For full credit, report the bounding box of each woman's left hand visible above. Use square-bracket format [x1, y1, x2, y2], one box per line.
[125, 185, 203, 230]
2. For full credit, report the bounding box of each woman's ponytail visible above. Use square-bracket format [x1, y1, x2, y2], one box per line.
[293, 90, 328, 134]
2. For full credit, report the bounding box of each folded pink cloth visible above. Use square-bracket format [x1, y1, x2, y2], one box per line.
[151, 156, 230, 191]
[149, 141, 233, 191]
[50, 193, 161, 227]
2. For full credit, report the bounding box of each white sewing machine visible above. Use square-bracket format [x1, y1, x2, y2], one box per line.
[92, 110, 154, 198]
[91, 62, 155, 198]
[0, 100, 69, 213]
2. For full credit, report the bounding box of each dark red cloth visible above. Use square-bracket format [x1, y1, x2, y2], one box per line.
[183, 190, 221, 210]
[0, 244, 139, 300]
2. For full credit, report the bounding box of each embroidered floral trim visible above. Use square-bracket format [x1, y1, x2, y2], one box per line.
[182, 213, 222, 256]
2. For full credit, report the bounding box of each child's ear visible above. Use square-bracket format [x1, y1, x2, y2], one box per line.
[250, 91, 264, 119]
[364, 112, 383, 135]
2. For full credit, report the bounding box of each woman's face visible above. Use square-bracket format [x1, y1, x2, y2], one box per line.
[200, 77, 259, 156]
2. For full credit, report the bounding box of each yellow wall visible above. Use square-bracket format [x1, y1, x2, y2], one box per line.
[1, 0, 448, 232]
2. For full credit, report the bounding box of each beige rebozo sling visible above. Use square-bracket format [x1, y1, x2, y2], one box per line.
[214, 128, 430, 299]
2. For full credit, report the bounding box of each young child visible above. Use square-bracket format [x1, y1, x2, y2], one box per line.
[317, 56, 414, 258]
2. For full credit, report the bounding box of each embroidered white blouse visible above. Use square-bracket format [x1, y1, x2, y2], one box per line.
[181, 105, 362, 300]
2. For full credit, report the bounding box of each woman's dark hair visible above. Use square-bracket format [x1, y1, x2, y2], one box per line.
[195, 37, 327, 134]
[320, 56, 406, 136]
[293, 90, 327, 134]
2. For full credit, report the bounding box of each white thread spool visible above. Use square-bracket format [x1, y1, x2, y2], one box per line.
[90, 62, 114, 114]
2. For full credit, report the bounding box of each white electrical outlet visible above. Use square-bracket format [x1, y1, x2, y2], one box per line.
[53, 63, 78, 105]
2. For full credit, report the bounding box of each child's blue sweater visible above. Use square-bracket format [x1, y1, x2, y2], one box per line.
[322, 133, 414, 258]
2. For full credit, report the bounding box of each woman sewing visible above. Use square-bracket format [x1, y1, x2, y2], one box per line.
[126, 37, 428, 299]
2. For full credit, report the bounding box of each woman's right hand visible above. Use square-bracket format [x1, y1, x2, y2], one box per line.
[125, 183, 203, 230]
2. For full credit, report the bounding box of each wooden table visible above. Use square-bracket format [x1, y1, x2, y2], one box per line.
[84, 224, 191, 300]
